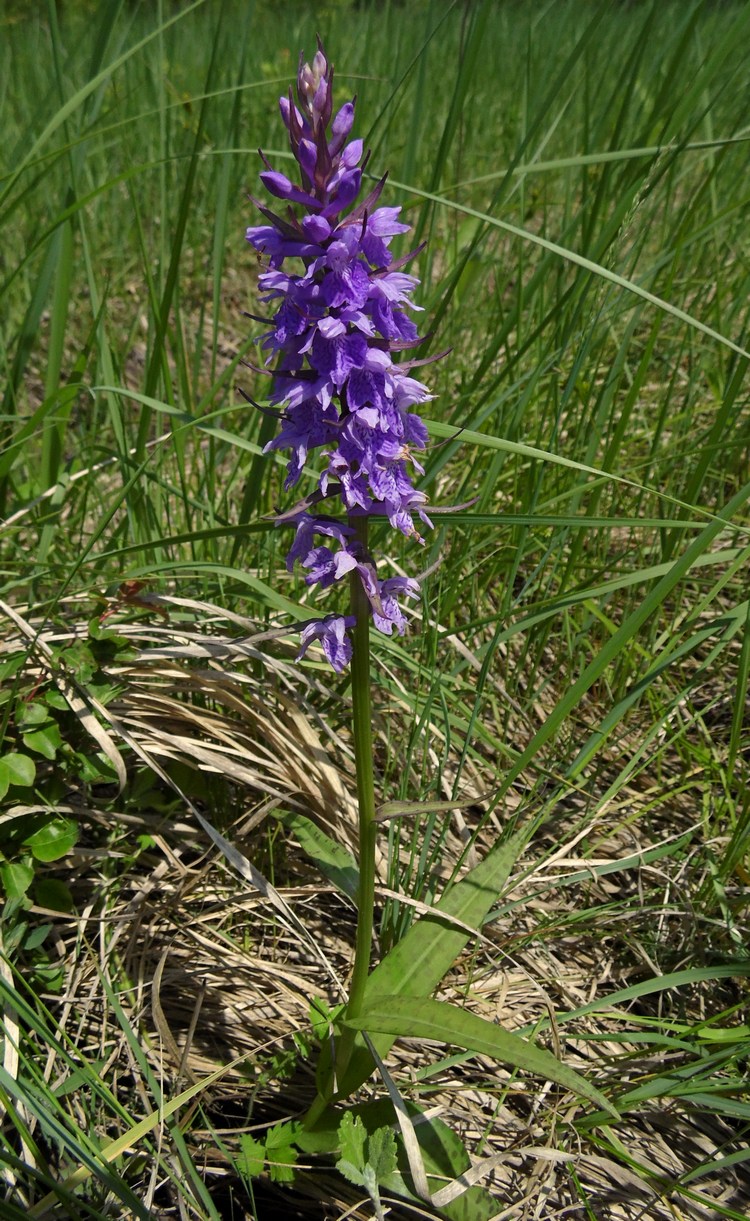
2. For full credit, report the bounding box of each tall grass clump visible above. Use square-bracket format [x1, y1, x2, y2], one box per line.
[1, 1, 750, 1218]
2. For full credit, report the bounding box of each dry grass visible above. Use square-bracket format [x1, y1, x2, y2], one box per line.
[2, 596, 748, 1219]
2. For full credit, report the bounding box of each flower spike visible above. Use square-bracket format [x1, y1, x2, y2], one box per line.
[246, 42, 441, 667]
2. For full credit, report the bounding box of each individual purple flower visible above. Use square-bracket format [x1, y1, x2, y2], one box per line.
[285, 512, 354, 572]
[303, 544, 359, 589]
[297, 615, 356, 672]
[372, 577, 421, 636]
[246, 39, 438, 667]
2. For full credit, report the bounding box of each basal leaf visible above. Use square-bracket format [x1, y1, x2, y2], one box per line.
[346, 995, 617, 1118]
[337, 1111, 367, 1176]
[264, 1123, 298, 1184]
[335, 1157, 368, 1190]
[236, 1134, 265, 1179]
[368, 1124, 398, 1181]
[299, 1098, 497, 1221]
[334, 826, 529, 1099]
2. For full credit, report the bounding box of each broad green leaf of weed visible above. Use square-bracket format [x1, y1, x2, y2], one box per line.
[300, 1098, 497, 1221]
[24, 817, 78, 863]
[34, 877, 74, 912]
[16, 702, 48, 727]
[265, 1122, 299, 1184]
[0, 859, 34, 900]
[368, 1125, 398, 1182]
[336, 1111, 368, 1184]
[237, 1133, 265, 1179]
[0, 752, 35, 796]
[21, 723, 62, 761]
[336, 1113, 397, 1221]
[22, 923, 52, 952]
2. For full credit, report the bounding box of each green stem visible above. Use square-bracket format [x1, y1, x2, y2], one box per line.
[305, 514, 377, 1126]
[335, 515, 378, 1085]
[344, 513, 378, 1022]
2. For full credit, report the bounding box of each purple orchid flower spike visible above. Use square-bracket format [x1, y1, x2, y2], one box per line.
[246, 41, 439, 667]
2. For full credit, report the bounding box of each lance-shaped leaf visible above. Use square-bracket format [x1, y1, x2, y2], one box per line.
[330, 825, 529, 1101]
[345, 995, 617, 1118]
[277, 810, 358, 900]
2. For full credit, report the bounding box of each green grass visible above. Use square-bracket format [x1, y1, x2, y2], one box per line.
[2, 0, 750, 1216]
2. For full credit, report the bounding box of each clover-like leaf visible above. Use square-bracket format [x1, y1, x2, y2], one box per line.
[24, 817, 78, 863]
[0, 752, 36, 793]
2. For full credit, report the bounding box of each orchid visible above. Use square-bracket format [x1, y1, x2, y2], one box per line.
[244, 38, 442, 1120]
[246, 38, 434, 669]
[242, 41, 614, 1153]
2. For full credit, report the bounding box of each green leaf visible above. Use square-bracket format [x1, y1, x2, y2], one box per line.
[51, 1061, 107, 1098]
[299, 1099, 498, 1221]
[74, 751, 119, 785]
[0, 753, 36, 793]
[24, 817, 78, 863]
[375, 796, 483, 822]
[27, 961, 63, 992]
[278, 810, 359, 900]
[560, 964, 750, 1026]
[336, 1119, 397, 1221]
[334, 825, 529, 1099]
[346, 996, 617, 1118]
[367, 1125, 398, 1182]
[0, 858, 35, 899]
[264, 1123, 298, 1184]
[310, 996, 345, 1042]
[22, 724, 62, 760]
[236, 1134, 265, 1180]
[336, 1113, 368, 1188]
[44, 690, 69, 712]
[17, 702, 49, 727]
[0, 653, 25, 683]
[23, 923, 52, 952]
[34, 877, 74, 912]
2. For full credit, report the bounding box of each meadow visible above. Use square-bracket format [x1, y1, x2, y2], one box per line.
[1, 0, 750, 1216]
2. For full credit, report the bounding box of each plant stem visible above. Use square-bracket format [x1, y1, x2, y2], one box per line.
[345, 514, 378, 1013]
[305, 515, 377, 1126]
[337, 513, 378, 1077]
